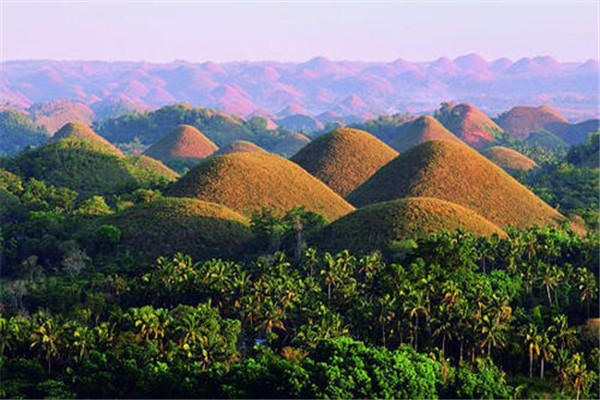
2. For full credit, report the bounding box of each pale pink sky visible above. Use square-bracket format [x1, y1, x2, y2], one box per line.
[2, 1, 598, 62]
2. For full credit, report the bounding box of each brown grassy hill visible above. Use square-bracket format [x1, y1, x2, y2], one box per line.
[389, 116, 461, 152]
[320, 197, 505, 253]
[167, 151, 355, 221]
[143, 124, 218, 164]
[214, 140, 266, 155]
[347, 140, 564, 229]
[291, 127, 398, 196]
[99, 197, 252, 261]
[495, 106, 568, 138]
[435, 103, 504, 148]
[53, 121, 124, 157]
[482, 146, 539, 172]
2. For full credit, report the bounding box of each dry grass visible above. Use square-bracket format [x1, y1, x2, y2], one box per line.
[143, 124, 218, 164]
[320, 197, 505, 253]
[389, 116, 461, 152]
[347, 140, 564, 229]
[495, 106, 567, 138]
[482, 146, 539, 171]
[167, 151, 355, 221]
[101, 197, 252, 261]
[53, 121, 124, 157]
[215, 140, 266, 155]
[291, 128, 398, 196]
[436, 103, 504, 148]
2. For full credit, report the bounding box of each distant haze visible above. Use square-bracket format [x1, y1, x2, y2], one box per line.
[2, 1, 598, 62]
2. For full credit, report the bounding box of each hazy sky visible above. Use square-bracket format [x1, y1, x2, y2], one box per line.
[2, 1, 598, 62]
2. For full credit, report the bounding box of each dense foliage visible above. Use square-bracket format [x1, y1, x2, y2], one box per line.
[0, 110, 49, 156]
[1, 168, 599, 398]
[94, 103, 308, 157]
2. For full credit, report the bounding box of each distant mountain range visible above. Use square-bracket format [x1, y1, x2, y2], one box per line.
[1, 54, 598, 123]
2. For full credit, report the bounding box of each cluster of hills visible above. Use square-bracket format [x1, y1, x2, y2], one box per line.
[4, 97, 595, 257]
[2, 54, 598, 126]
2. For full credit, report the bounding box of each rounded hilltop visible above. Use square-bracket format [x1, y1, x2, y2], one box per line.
[97, 197, 252, 262]
[291, 127, 398, 196]
[435, 103, 504, 148]
[143, 124, 218, 165]
[215, 140, 265, 156]
[482, 146, 539, 172]
[347, 140, 564, 229]
[319, 197, 505, 254]
[52, 121, 124, 157]
[389, 115, 461, 152]
[167, 151, 355, 221]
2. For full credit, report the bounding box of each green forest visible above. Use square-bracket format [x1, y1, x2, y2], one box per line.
[0, 105, 598, 399]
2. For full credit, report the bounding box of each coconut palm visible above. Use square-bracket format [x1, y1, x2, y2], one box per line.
[523, 323, 541, 378]
[30, 312, 62, 374]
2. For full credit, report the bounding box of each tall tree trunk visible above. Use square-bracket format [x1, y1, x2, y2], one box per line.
[459, 340, 464, 364]
[529, 350, 533, 378]
[540, 359, 545, 380]
[442, 334, 446, 359]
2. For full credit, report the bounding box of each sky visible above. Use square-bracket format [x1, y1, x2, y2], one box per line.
[1, 1, 599, 63]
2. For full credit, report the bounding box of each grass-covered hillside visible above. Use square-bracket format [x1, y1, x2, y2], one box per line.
[320, 197, 505, 253]
[167, 151, 355, 220]
[93, 197, 252, 261]
[291, 128, 398, 196]
[389, 115, 461, 152]
[482, 146, 539, 172]
[435, 102, 505, 149]
[347, 140, 564, 228]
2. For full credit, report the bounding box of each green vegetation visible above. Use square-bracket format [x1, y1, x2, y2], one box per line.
[347, 140, 564, 229]
[94, 103, 309, 156]
[90, 197, 252, 262]
[2, 133, 176, 196]
[319, 197, 505, 254]
[0, 110, 49, 156]
[347, 112, 413, 142]
[167, 151, 355, 221]
[291, 127, 398, 196]
[1, 107, 598, 399]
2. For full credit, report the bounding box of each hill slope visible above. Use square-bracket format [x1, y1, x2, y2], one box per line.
[214, 140, 266, 155]
[53, 121, 124, 157]
[167, 151, 355, 220]
[482, 146, 539, 172]
[347, 140, 563, 228]
[98, 197, 251, 261]
[320, 197, 505, 253]
[291, 128, 398, 196]
[389, 116, 460, 152]
[435, 103, 504, 148]
[5, 137, 176, 195]
[495, 105, 568, 138]
[143, 124, 218, 164]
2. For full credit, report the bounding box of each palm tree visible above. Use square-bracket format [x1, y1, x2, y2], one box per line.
[538, 331, 556, 380]
[432, 304, 455, 359]
[30, 312, 62, 374]
[376, 294, 396, 346]
[567, 353, 592, 400]
[478, 314, 506, 357]
[404, 288, 429, 351]
[441, 280, 462, 308]
[538, 263, 563, 306]
[549, 314, 577, 351]
[523, 323, 541, 378]
[576, 267, 598, 318]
